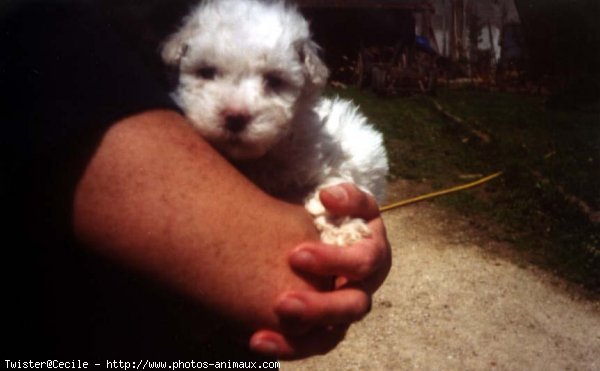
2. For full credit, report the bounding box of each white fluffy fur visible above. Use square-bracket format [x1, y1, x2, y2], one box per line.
[162, 0, 389, 245]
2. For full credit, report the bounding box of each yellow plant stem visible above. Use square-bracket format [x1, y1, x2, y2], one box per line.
[380, 172, 503, 213]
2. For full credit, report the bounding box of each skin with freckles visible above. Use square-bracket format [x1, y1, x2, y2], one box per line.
[73, 110, 325, 331]
[73, 110, 391, 359]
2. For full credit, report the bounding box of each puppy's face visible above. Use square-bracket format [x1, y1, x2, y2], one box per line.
[162, 0, 328, 160]
[175, 40, 308, 160]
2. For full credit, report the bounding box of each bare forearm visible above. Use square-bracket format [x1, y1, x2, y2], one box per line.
[73, 109, 323, 330]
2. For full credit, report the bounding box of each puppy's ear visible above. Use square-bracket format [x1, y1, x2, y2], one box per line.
[296, 40, 329, 90]
[161, 28, 192, 67]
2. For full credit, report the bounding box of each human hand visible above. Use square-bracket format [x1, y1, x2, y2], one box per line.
[249, 184, 391, 359]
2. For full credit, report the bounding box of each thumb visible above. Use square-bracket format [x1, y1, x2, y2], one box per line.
[319, 183, 380, 220]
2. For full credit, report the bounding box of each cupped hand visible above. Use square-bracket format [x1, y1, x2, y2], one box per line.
[250, 183, 391, 359]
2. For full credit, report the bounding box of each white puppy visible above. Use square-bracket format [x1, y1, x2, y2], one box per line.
[162, 0, 388, 246]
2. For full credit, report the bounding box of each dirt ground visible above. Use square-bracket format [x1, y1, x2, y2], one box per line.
[282, 181, 600, 370]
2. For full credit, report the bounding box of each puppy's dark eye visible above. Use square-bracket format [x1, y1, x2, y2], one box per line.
[264, 73, 286, 92]
[196, 66, 218, 80]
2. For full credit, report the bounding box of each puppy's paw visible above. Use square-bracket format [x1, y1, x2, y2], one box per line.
[305, 186, 371, 246]
[317, 216, 372, 246]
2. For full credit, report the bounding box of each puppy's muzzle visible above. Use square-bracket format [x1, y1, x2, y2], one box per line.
[226, 114, 250, 133]
[223, 111, 251, 133]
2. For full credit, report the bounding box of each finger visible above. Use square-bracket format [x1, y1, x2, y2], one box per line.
[290, 219, 391, 292]
[249, 325, 348, 360]
[319, 183, 380, 220]
[290, 227, 387, 281]
[275, 284, 371, 330]
[362, 218, 391, 292]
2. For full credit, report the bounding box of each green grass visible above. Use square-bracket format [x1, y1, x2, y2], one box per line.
[327, 86, 600, 292]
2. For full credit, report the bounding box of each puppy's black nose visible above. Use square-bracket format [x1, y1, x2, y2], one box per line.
[224, 114, 251, 133]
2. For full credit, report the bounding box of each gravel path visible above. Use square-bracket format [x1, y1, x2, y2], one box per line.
[282, 196, 600, 370]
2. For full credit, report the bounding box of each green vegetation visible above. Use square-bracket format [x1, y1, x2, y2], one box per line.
[328, 86, 600, 292]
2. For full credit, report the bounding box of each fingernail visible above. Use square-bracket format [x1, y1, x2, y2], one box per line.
[251, 338, 279, 355]
[290, 250, 315, 267]
[323, 185, 347, 202]
[278, 297, 306, 316]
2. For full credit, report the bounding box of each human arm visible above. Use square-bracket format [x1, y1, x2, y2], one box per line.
[73, 109, 391, 359]
[73, 109, 328, 333]
[3, 0, 382, 358]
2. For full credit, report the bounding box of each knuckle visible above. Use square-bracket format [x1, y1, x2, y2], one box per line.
[354, 247, 378, 278]
[357, 290, 372, 312]
[347, 293, 371, 322]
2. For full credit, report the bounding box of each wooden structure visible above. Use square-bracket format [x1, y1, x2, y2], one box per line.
[297, 0, 434, 10]
[297, 0, 438, 94]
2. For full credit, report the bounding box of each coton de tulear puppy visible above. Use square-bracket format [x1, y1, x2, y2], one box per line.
[162, 0, 388, 246]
